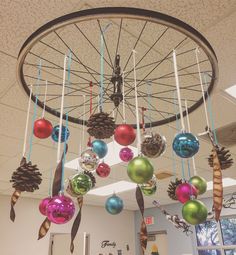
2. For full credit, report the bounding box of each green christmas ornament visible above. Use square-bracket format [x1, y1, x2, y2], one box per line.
[70, 173, 92, 196]
[182, 199, 208, 225]
[189, 176, 207, 195]
[140, 175, 157, 196]
[127, 156, 154, 184]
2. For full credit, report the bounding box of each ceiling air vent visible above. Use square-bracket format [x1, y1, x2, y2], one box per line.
[200, 122, 236, 147]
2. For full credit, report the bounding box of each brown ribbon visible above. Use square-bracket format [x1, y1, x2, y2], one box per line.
[70, 196, 84, 253]
[136, 186, 147, 255]
[37, 144, 68, 240]
[10, 189, 21, 222]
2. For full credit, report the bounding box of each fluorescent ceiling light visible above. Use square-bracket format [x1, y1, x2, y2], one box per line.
[207, 178, 236, 191]
[65, 141, 138, 169]
[225, 85, 236, 99]
[87, 181, 137, 196]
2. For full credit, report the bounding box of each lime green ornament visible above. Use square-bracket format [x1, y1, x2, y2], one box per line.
[70, 173, 92, 196]
[189, 176, 207, 195]
[127, 156, 154, 184]
[182, 199, 208, 225]
[140, 175, 157, 196]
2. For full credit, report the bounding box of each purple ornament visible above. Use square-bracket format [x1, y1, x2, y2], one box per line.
[46, 195, 75, 224]
[96, 162, 111, 178]
[39, 197, 51, 216]
[119, 147, 134, 162]
[175, 182, 198, 204]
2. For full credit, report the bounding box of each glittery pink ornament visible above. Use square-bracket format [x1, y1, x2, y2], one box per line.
[175, 182, 197, 204]
[119, 147, 134, 162]
[96, 162, 111, 178]
[46, 195, 75, 224]
[39, 197, 51, 216]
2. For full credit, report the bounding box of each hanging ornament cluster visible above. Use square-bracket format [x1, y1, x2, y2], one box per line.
[87, 112, 115, 139]
[141, 133, 166, 158]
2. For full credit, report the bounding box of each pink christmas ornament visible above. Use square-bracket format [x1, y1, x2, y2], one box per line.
[46, 195, 75, 224]
[39, 197, 51, 216]
[96, 162, 111, 178]
[175, 182, 197, 204]
[119, 147, 134, 162]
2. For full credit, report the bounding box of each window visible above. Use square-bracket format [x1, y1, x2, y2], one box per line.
[195, 216, 236, 255]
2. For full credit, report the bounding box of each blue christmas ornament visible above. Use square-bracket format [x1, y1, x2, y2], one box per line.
[172, 132, 199, 158]
[105, 194, 124, 215]
[51, 125, 70, 143]
[91, 140, 108, 158]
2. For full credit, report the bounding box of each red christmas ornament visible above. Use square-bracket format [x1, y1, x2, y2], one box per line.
[114, 124, 136, 146]
[34, 118, 53, 139]
[96, 162, 111, 178]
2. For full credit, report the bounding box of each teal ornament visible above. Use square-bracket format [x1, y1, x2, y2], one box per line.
[51, 125, 70, 143]
[172, 132, 199, 158]
[127, 156, 154, 184]
[91, 140, 108, 158]
[105, 194, 123, 215]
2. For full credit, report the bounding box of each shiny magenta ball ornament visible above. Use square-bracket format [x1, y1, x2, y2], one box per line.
[46, 195, 75, 224]
[175, 182, 197, 204]
[96, 162, 111, 178]
[39, 197, 51, 216]
[119, 147, 134, 162]
[114, 124, 136, 146]
[34, 118, 53, 139]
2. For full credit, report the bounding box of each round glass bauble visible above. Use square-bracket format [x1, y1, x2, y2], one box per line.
[96, 162, 111, 178]
[182, 199, 208, 225]
[46, 195, 75, 224]
[51, 125, 70, 143]
[105, 194, 124, 215]
[140, 176, 157, 196]
[79, 149, 100, 171]
[172, 132, 199, 158]
[70, 173, 93, 196]
[189, 176, 207, 195]
[39, 197, 51, 216]
[119, 147, 134, 162]
[175, 182, 198, 204]
[34, 118, 53, 139]
[91, 140, 108, 158]
[114, 124, 136, 146]
[127, 156, 154, 184]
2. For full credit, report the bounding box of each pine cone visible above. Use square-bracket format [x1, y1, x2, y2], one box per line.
[167, 178, 183, 200]
[208, 146, 233, 170]
[10, 157, 42, 192]
[87, 112, 115, 139]
[84, 170, 96, 188]
[141, 133, 166, 158]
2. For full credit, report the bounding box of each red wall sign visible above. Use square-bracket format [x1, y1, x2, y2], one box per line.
[144, 216, 154, 225]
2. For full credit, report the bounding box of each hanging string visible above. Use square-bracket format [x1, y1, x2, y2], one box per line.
[141, 107, 146, 133]
[173, 50, 185, 132]
[81, 95, 86, 154]
[57, 55, 67, 163]
[173, 91, 185, 180]
[88, 81, 93, 147]
[203, 73, 218, 145]
[146, 80, 152, 131]
[60, 113, 69, 193]
[22, 85, 33, 157]
[42, 80, 48, 118]
[27, 60, 42, 162]
[48, 141, 56, 197]
[132, 50, 141, 154]
[122, 71, 126, 123]
[195, 48, 210, 130]
[184, 100, 197, 176]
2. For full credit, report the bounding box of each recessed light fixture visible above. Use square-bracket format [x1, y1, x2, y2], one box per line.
[207, 177, 236, 191]
[87, 181, 137, 196]
[225, 85, 236, 99]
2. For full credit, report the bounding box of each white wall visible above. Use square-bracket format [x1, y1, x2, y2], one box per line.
[0, 195, 135, 255]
